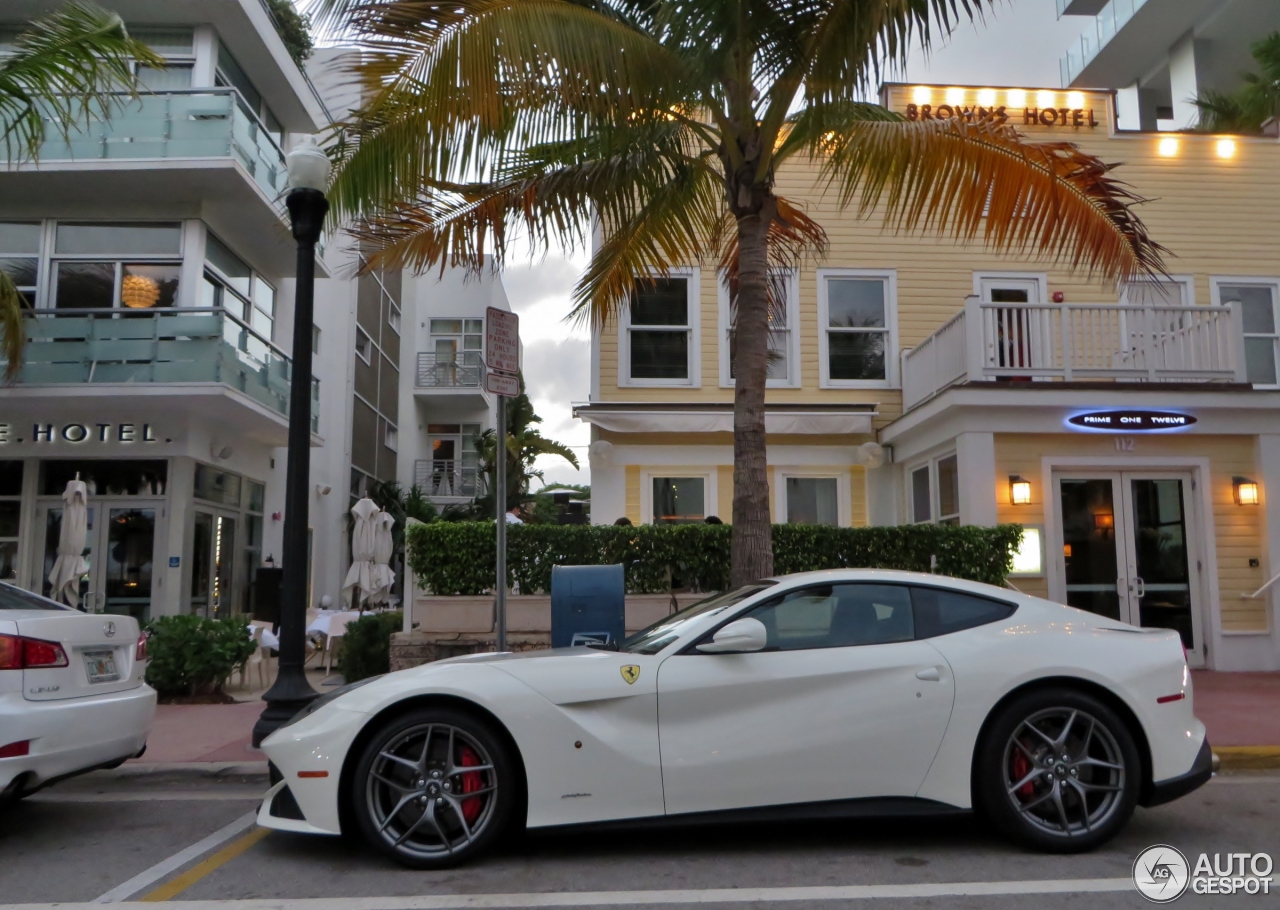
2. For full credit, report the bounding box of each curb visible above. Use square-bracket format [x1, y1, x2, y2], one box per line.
[96, 761, 269, 779]
[1214, 747, 1280, 771]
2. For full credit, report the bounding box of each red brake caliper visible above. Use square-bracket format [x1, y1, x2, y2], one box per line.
[458, 745, 484, 824]
[1011, 744, 1035, 799]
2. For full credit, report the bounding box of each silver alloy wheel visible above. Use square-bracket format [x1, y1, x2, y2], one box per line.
[1001, 707, 1126, 838]
[364, 723, 498, 859]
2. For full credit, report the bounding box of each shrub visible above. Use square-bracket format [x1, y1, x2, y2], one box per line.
[338, 612, 403, 683]
[144, 614, 257, 698]
[405, 522, 1023, 595]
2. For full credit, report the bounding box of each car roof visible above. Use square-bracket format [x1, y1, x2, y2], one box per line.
[761, 568, 1019, 600]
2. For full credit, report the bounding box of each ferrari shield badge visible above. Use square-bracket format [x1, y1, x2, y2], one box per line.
[620, 665, 641, 685]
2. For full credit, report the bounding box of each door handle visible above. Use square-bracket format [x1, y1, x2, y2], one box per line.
[915, 667, 941, 681]
[1133, 577, 1146, 598]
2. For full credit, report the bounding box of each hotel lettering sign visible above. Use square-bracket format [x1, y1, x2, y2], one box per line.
[904, 104, 1100, 129]
[0, 422, 166, 444]
[1067, 411, 1197, 431]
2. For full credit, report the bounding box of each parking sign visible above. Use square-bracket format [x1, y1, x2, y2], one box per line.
[485, 307, 519, 373]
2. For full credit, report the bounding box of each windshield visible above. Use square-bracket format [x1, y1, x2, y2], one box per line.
[620, 582, 777, 654]
[0, 583, 74, 611]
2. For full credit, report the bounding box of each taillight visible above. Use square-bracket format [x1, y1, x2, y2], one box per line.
[0, 633, 69, 669]
[135, 633, 148, 662]
[0, 740, 30, 759]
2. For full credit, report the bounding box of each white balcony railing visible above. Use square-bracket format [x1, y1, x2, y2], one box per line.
[901, 297, 1246, 410]
[1060, 0, 1149, 85]
[415, 351, 484, 389]
[413, 460, 484, 498]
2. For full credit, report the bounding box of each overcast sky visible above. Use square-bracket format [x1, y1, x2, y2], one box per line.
[514, 1, 1087, 491]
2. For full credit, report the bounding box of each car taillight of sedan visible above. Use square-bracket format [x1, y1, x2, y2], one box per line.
[135, 633, 148, 662]
[0, 633, 70, 669]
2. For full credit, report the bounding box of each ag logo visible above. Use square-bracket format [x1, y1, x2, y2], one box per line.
[620, 665, 640, 685]
[1133, 844, 1190, 902]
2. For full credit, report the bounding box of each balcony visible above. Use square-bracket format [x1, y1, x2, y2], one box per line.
[414, 351, 490, 409]
[1059, 0, 1149, 86]
[902, 297, 1246, 411]
[4, 89, 306, 277]
[413, 460, 485, 501]
[5, 308, 319, 442]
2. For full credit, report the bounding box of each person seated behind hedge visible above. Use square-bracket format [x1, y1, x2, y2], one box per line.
[704, 515, 723, 524]
[613, 516, 632, 526]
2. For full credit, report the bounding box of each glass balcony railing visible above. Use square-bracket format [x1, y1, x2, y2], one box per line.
[11, 308, 319, 430]
[1059, 0, 1149, 85]
[31, 89, 288, 203]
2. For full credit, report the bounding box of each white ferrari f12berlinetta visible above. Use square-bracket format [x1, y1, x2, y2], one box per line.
[258, 570, 1212, 867]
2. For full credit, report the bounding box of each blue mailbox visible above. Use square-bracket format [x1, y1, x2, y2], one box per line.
[550, 564, 625, 649]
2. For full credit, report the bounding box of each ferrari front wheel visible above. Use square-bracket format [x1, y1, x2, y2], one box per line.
[976, 687, 1141, 853]
[351, 706, 516, 868]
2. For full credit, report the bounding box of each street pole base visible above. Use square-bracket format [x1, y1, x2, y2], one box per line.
[252, 676, 320, 748]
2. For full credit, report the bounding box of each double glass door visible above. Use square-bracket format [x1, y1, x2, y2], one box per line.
[37, 500, 160, 622]
[1056, 472, 1202, 664]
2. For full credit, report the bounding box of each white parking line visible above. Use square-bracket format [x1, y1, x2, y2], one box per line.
[7, 877, 1135, 910]
[90, 811, 258, 904]
[29, 790, 265, 803]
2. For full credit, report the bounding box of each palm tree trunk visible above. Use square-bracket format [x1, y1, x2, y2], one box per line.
[730, 206, 775, 586]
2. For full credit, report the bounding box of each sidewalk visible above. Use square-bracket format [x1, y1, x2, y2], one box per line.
[127, 667, 336, 766]
[125, 670, 1280, 769]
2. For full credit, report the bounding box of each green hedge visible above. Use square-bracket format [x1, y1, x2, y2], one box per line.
[406, 522, 1023, 595]
[338, 611, 403, 683]
[144, 614, 257, 699]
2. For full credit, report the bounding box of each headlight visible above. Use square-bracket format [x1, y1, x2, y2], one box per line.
[279, 676, 382, 730]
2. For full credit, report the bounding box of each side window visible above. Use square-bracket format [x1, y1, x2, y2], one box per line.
[911, 586, 1016, 639]
[744, 583, 914, 651]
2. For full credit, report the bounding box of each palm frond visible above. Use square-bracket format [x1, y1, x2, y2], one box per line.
[0, 269, 25, 383]
[1194, 31, 1280, 134]
[819, 116, 1168, 285]
[0, 1, 161, 163]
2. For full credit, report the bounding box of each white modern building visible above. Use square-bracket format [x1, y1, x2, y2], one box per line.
[1059, 0, 1280, 129]
[1, 0, 332, 622]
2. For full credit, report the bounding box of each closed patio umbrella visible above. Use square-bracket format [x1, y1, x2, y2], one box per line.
[341, 498, 380, 608]
[48, 479, 89, 607]
[368, 510, 396, 605]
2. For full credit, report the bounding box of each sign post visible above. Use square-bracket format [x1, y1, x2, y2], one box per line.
[485, 307, 520, 653]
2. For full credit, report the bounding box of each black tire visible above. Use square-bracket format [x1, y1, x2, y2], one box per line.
[351, 706, 516, 868]
[975, 687, 1141, 853]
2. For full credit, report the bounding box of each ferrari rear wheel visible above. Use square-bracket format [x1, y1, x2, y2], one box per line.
[352, 707, 515, 868]
[977, 688, 1140, 853]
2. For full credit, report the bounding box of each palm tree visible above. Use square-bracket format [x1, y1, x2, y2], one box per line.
[1194, 32, 1280, 134]
[313, 0, 1168, 586]
[0, 1, 159, 380]
[476, 385, 579, 514]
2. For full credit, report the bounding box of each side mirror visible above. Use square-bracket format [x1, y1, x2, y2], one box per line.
[695, 617, 768, 654]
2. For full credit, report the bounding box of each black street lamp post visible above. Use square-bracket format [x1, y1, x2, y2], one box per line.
[252, 137, 330, 747]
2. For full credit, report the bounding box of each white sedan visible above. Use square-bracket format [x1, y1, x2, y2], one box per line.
[258, 570, 1212, 867]
[1, 583, 155, 800]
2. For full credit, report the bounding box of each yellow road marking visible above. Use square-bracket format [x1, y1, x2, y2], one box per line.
[140, 826, 272, 902]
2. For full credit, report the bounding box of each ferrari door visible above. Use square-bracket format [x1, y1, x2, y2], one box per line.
[656, 583, 954, 815]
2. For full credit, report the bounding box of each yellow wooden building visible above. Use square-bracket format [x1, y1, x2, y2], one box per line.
[574, 83, 1280, 671]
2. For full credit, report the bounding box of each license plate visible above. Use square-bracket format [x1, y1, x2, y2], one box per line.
[84, 650, 119, 684]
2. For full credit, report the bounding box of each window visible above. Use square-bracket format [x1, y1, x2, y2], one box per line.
[49, 222, 182, 310]
[385, 425, 399, 452]
[216, 41, 281, 145]
[910, 453, 959, 524]
[0, 460, 21, 581]
[202, 233, 275, 337]
[131, 28, 195, 90]
[786, 477, 838, 525]
[743, 584, 915, 651]
[910, 586, 1016, 638]
[0, 222, 40, 308]
[625, 275, 697, 384]
[719, 271, 797, 386]
[1214, 280, 1280, 386]
[387, 304, 401, 334]
[419, 424, 481, 497]
[820, 271, 896, 386]
[312, 325, 321, 355]
[1122, 278, 1192, 307]
[1010, 527, 1043, 576]
[652, 476, 705, 524]
[355, 328, 372, 363]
